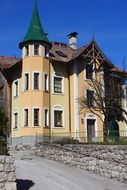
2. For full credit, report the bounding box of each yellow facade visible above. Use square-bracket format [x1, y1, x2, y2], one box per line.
[10, 1, 127, 145]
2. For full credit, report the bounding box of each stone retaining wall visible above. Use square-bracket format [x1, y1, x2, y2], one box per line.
[35, 144, 127, 183]
[0, 156, 16, 190]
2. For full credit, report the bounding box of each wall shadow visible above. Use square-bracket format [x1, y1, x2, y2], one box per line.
[16, 179, 35, 190]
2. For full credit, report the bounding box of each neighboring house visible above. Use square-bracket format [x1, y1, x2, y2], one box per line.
[0, 56, 19, 136]
[0, 0, 126, 145]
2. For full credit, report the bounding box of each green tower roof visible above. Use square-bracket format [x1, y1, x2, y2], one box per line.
[19, 0, 49, 48]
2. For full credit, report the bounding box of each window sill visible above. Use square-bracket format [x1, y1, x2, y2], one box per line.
[32, 89, 41, 91]
[24, 90, 30, 93]
[13, 128, 18, 131]
[53, 126, 65, 129]
[32, 126, 41, 128]
[44, 90, 49, 93]
[13, 96, 19, 99]
[32, 55, 41, 57]
[84, 78, 95, 81]
[24, 55, 30, 58]
[53, 93, 64, 96]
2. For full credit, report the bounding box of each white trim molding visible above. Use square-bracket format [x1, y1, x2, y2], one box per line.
[13, 108, 19, 130]
[13, 79, 19, 98]
[43, 72, 49, 92]
[23, 107, 29, 127]
[43, 107, 49, 127]
[23, 72, 30, 91]
[73, 62, 79, 137]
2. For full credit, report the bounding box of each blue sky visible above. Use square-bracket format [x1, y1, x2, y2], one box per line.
[0, 0, 127, 69]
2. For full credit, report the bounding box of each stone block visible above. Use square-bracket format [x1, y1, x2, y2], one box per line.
[5, 182, 16, 190]
[4, 164, 15, 172]
[0, 163, 4, 172]
[0, 156, 5, 164]
[7, 172, 16, 182]
[5, 157, 14, 164]
[0, 172, 6, 183]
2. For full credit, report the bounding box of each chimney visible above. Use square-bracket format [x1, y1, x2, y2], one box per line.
[67, 32, 78, 49]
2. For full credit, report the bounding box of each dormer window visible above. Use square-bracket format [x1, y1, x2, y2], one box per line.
[34, 44, 39, 56]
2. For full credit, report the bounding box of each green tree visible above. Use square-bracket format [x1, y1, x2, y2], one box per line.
[0, 108, 8, 155]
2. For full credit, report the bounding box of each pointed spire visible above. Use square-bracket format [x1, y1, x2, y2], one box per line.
[19, 0, 50, 48]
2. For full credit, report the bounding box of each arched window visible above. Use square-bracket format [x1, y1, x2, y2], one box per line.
[53, 106, 64, 128]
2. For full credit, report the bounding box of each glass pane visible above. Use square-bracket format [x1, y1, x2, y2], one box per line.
[54, 110, 62, 127]
[34, 73, 39, 89]
[54, 77, 62, 93]
[34, 109, 39, 126]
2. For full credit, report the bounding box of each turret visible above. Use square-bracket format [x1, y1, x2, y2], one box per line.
[19, 0, 50, 58]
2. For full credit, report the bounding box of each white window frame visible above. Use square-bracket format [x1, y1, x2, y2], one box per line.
[24, 72, 30, 91]
[53, 72, 64, 94]
[44, 73, 49, 92]
[23, 45, 30, 57]
[23, 108, 29, 127]
[44, 107, 49, 127]
[32, 71, 41, 90]
[53, 105, 64, 128]
[32, 107, 41, 127]
[13, 79, 19, 97]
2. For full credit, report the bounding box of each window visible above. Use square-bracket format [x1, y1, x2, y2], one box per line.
[34, 44, 39, 56]
[24, 109, 28, 127]
[45, 46, 49, 57]
[34, 73, 39, 90]
[14, 80, 18, 97]
[34, 108, 39, 126]
[25, 45, 29, 56]
[14, 112, 18, 129]
[24, 73, 29, 90]
[86, 63, 93, 80]
[53, 72, 64, 94]
[54, 110, 63, 127]
[87, 90, 94, 107]
[44, 73, 49, 91]
[54, 77, 62, 93]
[54, 106, 64, 128]
[44, 109, 49, 127]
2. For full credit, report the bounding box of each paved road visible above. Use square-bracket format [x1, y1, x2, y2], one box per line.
[12, 150, 127, 190]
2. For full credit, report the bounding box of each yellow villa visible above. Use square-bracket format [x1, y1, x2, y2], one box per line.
[0, 0, 126, 145]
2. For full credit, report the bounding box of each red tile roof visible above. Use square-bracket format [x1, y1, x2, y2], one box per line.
[49, 42, 75, 62]
[0, 56, 20, 69]
[49, 42, 90, 62]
